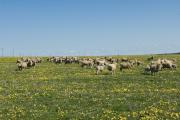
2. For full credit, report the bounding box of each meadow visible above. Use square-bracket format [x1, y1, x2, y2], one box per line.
[0, 55, 180, 120]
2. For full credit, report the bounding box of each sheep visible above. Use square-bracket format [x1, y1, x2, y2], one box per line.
[31, 58, 38, 63]
[95, 65, 106, 75]
[120, 62, 133, 71]
[16, 59, 22, 63]
[151, 58, 161, 65]
[121, 57, 129, 62]
[129, 60, 136, 66]
[136, 61, 143, 66]
[172, 64, 177, 69]
[16, 57, 44, 71]
[106, 63, 117, 75]
[94, 59, 106, 66]
[149, 63, 162, 75]
[27, 60, 36, 68]
[105, 57, 112, 62]
[105, 57, 117, 63]
[47, 56, 56, 63]
[17, 62, 28, 71]
[55, 57, 63, 64]
[64, 57, 73, 64]
[161, 59, 176, 70]
[80, 60, 94, 68]
[72, 57, 79, 63]
[35, 57, 42, 63]
[144, 63, 162, 75]
[144, 65, 151, 74]
[171, 58, 177, 63]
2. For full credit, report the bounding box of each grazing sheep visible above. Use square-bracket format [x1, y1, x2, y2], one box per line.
[120, 62, 133, 71]
[106, 63, 117, 75]
[16, 57, 41, 71]
[161, 59, 176, 69]
[144, 63, 162, 75]
[96, 65, 105, 75]
[27, 60, 36, 67]
[17, 62, 27, 71]
[80, 60, 94, 68]
[150, 63, 162, 75]
[144, 65, 151, 74]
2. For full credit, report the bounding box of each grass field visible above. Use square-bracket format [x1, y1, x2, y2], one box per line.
[0, 55, 180, 120]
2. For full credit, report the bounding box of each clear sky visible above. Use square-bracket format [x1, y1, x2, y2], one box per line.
[0, 0, 180, 56]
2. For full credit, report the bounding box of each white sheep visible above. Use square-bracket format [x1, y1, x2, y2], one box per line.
[120, 62, 133, 71]
[106, 63, 117, 75]
[17, 62, 28, 71]
[96, 65, 105, 75]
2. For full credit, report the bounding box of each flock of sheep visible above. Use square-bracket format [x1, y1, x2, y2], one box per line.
[144, 57, 177, 75]
[16, 56, 177, 75]
[16, 57, 42, 70]
[44, 56, 177, 75]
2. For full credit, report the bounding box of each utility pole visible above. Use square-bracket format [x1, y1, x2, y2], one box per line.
[1, 48, 4, 57]
[12, 48, 15, 57]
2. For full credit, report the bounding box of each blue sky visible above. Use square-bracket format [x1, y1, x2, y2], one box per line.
[0, 0, 180, 56]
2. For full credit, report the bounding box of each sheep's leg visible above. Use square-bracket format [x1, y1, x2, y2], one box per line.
[19, 67, 22, 71]
[91, 64, 93, 68]
[81, 64, 84, 68]
[150, 71, 153, 75]
[96, 70, 99, 75]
